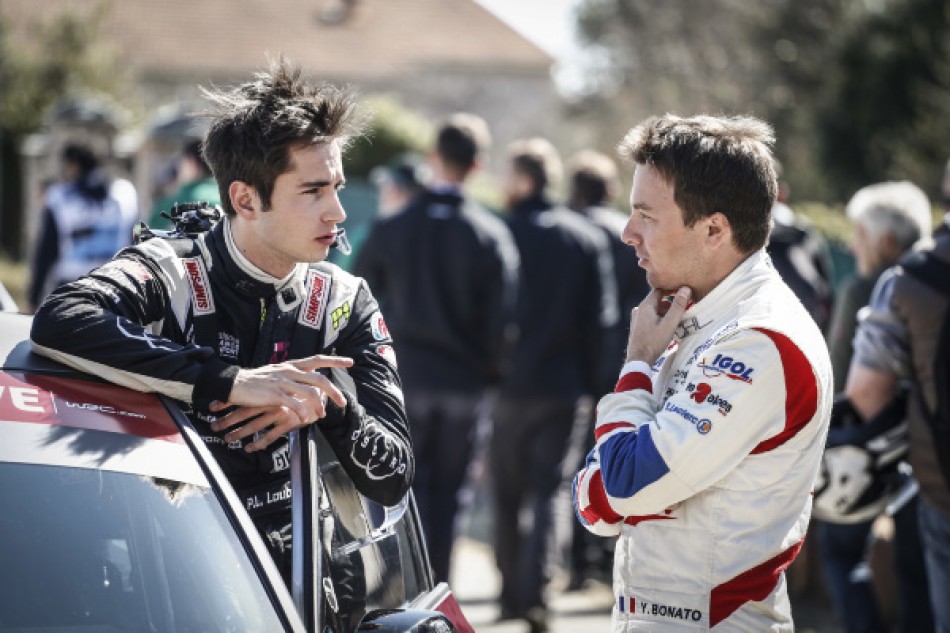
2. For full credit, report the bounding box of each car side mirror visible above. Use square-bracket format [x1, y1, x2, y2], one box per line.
[356, 608, 455, 632]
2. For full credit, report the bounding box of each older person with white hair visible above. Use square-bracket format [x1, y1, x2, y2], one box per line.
[819, 179, 934, 633]
[828, 181, 932, 391]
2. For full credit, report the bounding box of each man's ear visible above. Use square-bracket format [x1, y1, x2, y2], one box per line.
[229, 181, 261, 220]
[706, 212, 732, 247]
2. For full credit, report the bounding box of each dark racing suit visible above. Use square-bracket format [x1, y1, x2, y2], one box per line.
[31, 218, 414, 577]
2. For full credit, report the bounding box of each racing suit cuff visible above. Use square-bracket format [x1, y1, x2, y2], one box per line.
[614, 360, 654, 394]
[319, 389, 356, 438]
[194, 360, 240, 404]
[620, 360, 653, 377]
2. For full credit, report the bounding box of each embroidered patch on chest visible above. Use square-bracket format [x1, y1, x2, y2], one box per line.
[299, 270, 331, 329]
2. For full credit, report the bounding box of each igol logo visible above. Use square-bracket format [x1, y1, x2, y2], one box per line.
[697, 354, 754, 383]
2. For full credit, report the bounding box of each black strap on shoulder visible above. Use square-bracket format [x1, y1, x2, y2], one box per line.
[901, 250, 950, 297]
[901, 249, 950, 487]
[165, 235, 221, 353]
[136, 202, 225, 353]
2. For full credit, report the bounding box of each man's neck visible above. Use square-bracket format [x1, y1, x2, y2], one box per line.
[226, 219, 296, 282]
[690, 249, 755, 302]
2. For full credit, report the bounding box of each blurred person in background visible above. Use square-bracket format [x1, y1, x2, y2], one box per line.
[567, 150, 651, 324]
[355, 113, 519, 584]
[370, 153, 427, 219]
[562, 149, 649, 589]
[818, 180, 933, 633]
[493, 137, 617, 633]
[942, 157, 950, 212]
[767, 167, 835, 333]
[149, 137, 221, 229]
[828, 181, 932, 392]
[28, 142, 138, 312]
[844, 175, 948, 631]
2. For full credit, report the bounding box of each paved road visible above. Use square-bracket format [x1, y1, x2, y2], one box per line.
[451, 536, 614, 633]
[450, 536, 843, 633]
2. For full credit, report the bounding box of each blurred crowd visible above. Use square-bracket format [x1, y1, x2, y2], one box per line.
[22, 111, 950, 633]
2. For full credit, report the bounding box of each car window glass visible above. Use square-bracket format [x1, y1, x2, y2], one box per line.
[0, 461, 286, 632]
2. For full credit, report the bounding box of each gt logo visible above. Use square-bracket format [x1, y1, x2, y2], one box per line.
[271, 444, 290, 472]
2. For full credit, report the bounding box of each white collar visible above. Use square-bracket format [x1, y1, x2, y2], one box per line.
[676, 249, 773, 338]
[224, 218, 308, 310]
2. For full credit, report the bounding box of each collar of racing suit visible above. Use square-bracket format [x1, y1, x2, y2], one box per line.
[673, 249, 773, 340]
[216, 218, 308, 312]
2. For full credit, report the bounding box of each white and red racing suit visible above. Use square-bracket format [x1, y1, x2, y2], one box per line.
[573, 250, 833, 631]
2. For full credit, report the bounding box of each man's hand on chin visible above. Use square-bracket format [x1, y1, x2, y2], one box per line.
[625, 287, 692, 366]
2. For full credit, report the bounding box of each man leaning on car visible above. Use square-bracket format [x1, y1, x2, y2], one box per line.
[30, 57, 414, 582]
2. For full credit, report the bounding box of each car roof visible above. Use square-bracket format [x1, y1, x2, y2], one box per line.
[0, 312, 78, 374]
[0, 312, 204, 484]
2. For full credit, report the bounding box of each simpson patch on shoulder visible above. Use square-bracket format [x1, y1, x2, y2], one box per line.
[181, 257, 215, 315]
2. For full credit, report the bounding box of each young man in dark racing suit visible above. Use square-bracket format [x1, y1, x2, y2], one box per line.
[30, 60, 414, 590]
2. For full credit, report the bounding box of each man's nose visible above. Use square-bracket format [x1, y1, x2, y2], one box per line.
[622, 217, 640, 246]
[327, 192, 347, 223]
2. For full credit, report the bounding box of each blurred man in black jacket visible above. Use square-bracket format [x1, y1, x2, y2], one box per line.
[563, 150, 649, 589]
[493, 138, 618, 633]
[355, 113, 519, 584]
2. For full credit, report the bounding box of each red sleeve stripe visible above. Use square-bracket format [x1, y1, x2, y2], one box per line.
[594, 421, 637, 442]
[578, 469, 623, 525]
[615, 371, 652, 394]
[710, 538, 804, 626]
[623, 513, 675, 526]
[750, 328, 818, 454]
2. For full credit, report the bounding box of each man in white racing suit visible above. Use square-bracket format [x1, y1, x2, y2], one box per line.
[573, 114, 833, 631]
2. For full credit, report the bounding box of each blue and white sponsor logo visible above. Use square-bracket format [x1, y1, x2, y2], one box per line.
[697, 353, 755, 383]
[685, 321, 740, 366]
[663, 401, 713, 435]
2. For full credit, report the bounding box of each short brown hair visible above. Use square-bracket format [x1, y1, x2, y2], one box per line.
[619, 114, 777, 253]
[567, 150, 619, 209]
[508, 137, 562, 196]
[436, 112, 491, 174]
[202, 57, 364, 216]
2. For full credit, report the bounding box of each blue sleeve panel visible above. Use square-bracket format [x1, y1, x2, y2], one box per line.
[598, 425, 671, 500]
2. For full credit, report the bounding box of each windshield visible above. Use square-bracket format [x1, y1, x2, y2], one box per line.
[0, 461, 286, 632]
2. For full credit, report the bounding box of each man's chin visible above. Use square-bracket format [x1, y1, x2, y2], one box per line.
[308, 245, 331, 263]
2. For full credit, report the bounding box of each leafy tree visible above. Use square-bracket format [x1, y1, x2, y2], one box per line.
[814, 0, 950, 199]
[572, 0, 950, 203]
[343, 94, 433, 179]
